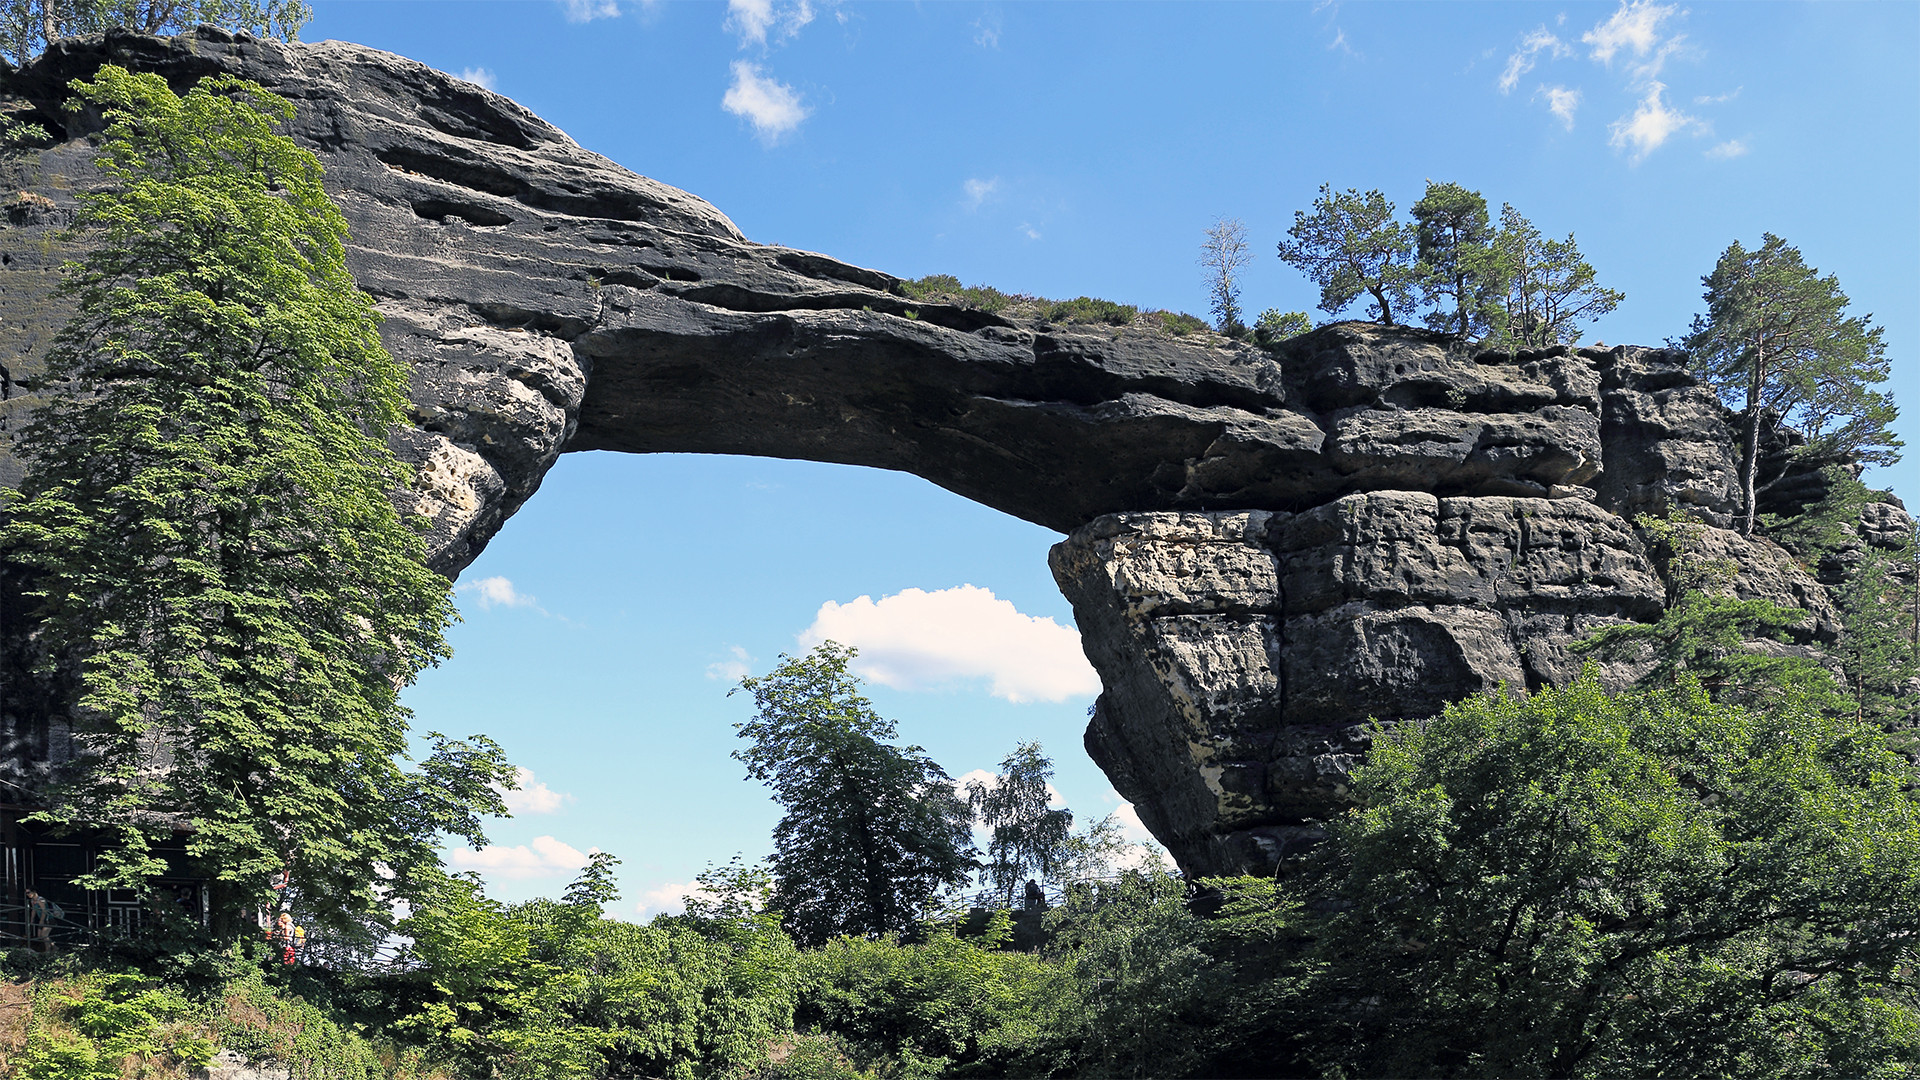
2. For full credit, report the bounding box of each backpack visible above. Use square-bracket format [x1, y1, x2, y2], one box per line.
[46, 901, 64, 922]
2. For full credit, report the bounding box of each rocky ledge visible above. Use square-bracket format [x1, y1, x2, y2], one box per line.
[2, 29, 1908, 875]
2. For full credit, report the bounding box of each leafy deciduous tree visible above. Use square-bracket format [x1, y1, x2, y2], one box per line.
[1253, 307, 1312, 349]
[0, 66, 511, 931]
[1683, 233, 1901, 535]
[732, 642, 976, 947]
[967, 741, 1073, 908]
[1276, 184, 1419, 326]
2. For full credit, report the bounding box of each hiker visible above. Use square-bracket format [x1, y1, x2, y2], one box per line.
[266, 910, 306, 966]
[23, 888, 60, 954]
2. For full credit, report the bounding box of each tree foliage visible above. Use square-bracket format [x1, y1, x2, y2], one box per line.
[1683, 233, 1901, 534]
[0, 66, 511, 928]
[967, 742, 1073, 909]
[1411, 180, 1503, 339]
[1276, 184, 1419, 326]
[1485, 202, 1623, 351]
[1198, 216, 1253, 335]
[1572, 512, 1841, 710]
[0, 0, 309, 66]
[1269, 674, 1920, 1079]
[732, 643, 976, 948]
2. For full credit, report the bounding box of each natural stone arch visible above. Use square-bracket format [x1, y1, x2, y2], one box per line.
[1, 29, 1870, 875]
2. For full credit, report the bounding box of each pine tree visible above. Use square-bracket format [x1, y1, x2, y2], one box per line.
[1276, 185, 1419, 326]
[1485, 204, 1622, 350]
[1410, 180, 1504, 339]
[732, 642, 976, 946]
[1, 66, 511, 931]
[0, 1, 310, 67]
[1683, 234, 1901, 535]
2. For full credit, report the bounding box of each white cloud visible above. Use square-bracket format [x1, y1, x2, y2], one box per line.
[457, 67, 497, 91]
[1705, 138, 1749, 159]
[458, 575, 538, 611]
[706, 645, 753, 682]
[799, 585, 1099, 704]
[962, 176, 999, 210]
[1582, 0, 1676, 66]
[722, 61, 810, 141]
[1694, 87, 1741, 105]
[1499, 27, 1568, 94]
[561, 0, 621, 24]
[726, 0, 814, 48]
[1541, 85, 1581, 130]
[1019, 222, 1041, 241]
[449, 836, 594, 879]
[973, 15, 1000, 49]
[496, 767, 572, 815]
[636, 880, 714, 918]
[1607, 81, 1697, 161]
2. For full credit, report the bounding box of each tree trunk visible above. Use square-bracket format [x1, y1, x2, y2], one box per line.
[1741, 344, 1766, 535]
[1372, 285, 1394, 326]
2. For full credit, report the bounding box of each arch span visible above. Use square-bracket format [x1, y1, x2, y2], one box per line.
[2, 30, 1861, 875]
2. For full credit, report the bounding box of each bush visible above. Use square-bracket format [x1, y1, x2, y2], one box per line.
[896, 275, 1226, 336]
[796, 914, 1078, 1078]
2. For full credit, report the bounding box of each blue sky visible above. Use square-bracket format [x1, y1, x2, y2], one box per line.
[300, 1, 1920, 914]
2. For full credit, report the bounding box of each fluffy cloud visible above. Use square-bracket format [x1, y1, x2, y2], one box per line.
[636, 880, 714, 918]
[1499, 27, 1568, 94]
[449, 835, 594, 879]
[962, 177, 999, 210]
[706, 645, 753, 682]
[457, 67, 497, 90]
[1705, 139, 1749, 160]
[800, 585, 1099, 704]
[1608, 82, 1697, 161]
[495, 767, 572, 815]
[457, 575, 538, 611]
[722, 61, 810, 140]
[560, 0, 621, 24]
[1581, 0, 1677, 66]
[726, 0, 814, 48]
[1541, 85, 1581, 130]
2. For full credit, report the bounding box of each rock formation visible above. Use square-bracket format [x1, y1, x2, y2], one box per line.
[2, 28, 1909, 876]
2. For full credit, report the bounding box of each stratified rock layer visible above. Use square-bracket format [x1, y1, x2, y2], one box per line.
[2, 29, 1896, 875]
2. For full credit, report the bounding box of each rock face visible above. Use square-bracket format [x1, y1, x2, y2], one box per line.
[1, 29, 1896, 876]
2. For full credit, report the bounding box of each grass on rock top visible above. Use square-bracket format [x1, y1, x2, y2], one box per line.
[897, 274, 1213, 336]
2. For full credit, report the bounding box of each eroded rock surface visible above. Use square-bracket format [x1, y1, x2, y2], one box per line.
[0, 29, 1869, 875]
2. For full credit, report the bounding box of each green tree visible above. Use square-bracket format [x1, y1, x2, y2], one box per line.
[1485, 203, 1623, 351]
[1411, 180, 1505, 339]
[732, 642, 976, 947]
[0, 66, 511, 931]
[967, 741, 1074, 908]
[0, 0, 310, 66]
[1198, 216, 1253, 335]
[1573, 513, 1842, 712]
[1682, 233, 1901, 535]
[1272, 674, 1920, 1079]
[1252, 307, 1311, 348]
[1276, 184, 1419, 326]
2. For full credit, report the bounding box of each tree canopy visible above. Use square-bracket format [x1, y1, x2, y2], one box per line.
[1683, 233, 1901, 534]
[0, 1, 309, 66]
[1276, 184, 1419, 326]
[1411, 180, 1503, 339]
[0, 65, 511, 932]
[1484, 202, 1623, 351]
[731, 642, 976, 947]
[1198, 216, 1253, 335]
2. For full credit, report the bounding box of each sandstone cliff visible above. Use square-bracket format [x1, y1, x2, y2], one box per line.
[2, 28, 1908, 876]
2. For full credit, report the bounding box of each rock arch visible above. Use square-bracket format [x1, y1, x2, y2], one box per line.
[2, 29, 1874, 875]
